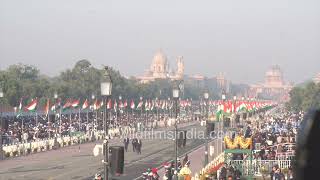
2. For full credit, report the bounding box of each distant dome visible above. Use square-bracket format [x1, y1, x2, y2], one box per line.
[152, 50, 167, 66]
[265, 65, 282, 77]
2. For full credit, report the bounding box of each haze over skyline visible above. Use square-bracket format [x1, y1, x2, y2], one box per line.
[1, 0, 319, 84]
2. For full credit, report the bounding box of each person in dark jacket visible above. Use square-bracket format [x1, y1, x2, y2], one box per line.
[137, 139, 142, 154]
[132, 138, 137, 152]
[123, 137, 129, 152]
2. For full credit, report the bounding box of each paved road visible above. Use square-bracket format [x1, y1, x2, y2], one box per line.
[0, 121, 208, 180]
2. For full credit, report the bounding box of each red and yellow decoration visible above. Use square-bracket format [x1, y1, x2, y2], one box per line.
[224, 136, 252, 149]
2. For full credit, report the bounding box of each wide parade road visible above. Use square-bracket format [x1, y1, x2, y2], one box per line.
[0, 121, 208, 180]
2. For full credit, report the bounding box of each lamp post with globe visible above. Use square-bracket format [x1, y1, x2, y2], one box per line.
[100, 66, 113, 180]
[203, 90, 209, 166]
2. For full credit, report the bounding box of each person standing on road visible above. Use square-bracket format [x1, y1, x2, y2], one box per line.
[123, 137, 130, 152]
[132, 138, 137, 152]
[137, 138, 142, 154]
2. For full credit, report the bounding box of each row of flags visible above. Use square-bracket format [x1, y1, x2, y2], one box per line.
[15, 98, 195, 117]
[215, 100, 274, 119]
[15, 97, 274, 119]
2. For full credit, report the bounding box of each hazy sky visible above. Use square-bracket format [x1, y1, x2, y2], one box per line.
[1, 0, 319, 84]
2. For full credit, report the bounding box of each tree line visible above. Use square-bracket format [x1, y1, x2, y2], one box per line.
[0, 60, 233, 108]
[286, 81, 320, 112]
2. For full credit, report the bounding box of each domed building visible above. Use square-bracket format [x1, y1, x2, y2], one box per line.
[150, 50, 169, 79]
[249, 65, 293, 101]
[137, 49, 184, 83]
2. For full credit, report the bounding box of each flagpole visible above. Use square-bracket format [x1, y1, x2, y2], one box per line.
[157, 105, 159, 125]
[131, 108, 133, 124]
[48, 112, 50, 139]
[69, 110, 72, 137]
[146, 109, 148, 130]
[103, 107, 105, 134]
[59, 108, 62, 137]
[126, 106, 129, 126]
[130, 108, 134, 123]
[36, 111, 38, 139]
[115, 106, 118, 126]
[95, 110, 97, 132]
[79, 108, 81, 132]
[21, 113, 24, 134]
[86, 108, 89, 133]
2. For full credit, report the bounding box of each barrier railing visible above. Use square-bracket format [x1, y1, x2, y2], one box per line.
[191, 154, 293, 179]
[230, 160, 292, 176]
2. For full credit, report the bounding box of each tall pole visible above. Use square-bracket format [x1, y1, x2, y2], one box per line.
[78, 108, 81, 132]
[48, 113, 50, 139]
[101, 66, 112, 180]
[174, 98, 178, 180]
[220, 93, 226, 154]
[36, 111, 38, 139]
[21, 115, 24, 132]
[69, 111, 72, 136]
[95, 111, 98, 132]
[204, 98, 209, 166]
[103, 96, 109, 180]
[86, 108, 89, 132]
[59, 108, 62, 137]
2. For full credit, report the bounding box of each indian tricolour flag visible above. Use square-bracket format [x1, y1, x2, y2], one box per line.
[236, 102, 247, 112]
[215, 103, 225, 121]
[44, 98, 50, 117]
[130, 100, 135, 109]
[25, 99, 38, 112]
[82, 99, 89, 109]
[107, 99, 112, 109]
[71, 99, 80, 108]
[16, 98, 23, 118]
[136, 100, 143, 109]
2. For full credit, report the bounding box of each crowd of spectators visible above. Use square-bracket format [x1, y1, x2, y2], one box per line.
[0, 107, 192, 145]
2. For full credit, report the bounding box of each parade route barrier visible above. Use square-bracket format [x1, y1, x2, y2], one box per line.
[232, 159, 292, 176]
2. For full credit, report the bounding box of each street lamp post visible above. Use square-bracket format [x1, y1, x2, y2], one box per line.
[53, 92, 59, 149]
[101, 66, 112, 180]
[0, 87, 4, 160]
[172, 81, 180, 180]
[140, 96, 143, 122]
[155, 97, 158, 128]
[204, 91, 209, 167]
